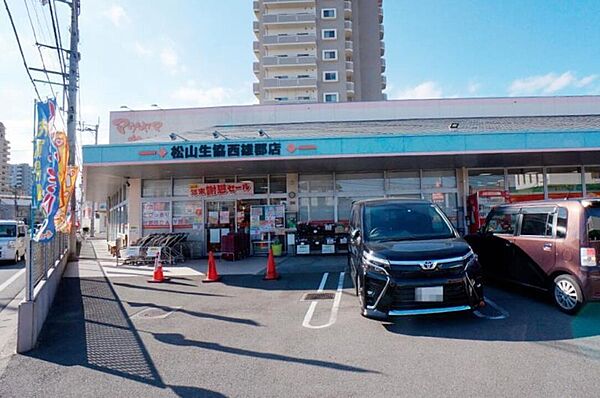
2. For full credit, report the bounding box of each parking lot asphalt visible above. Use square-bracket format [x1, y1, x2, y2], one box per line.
[0, 266, 599, 398]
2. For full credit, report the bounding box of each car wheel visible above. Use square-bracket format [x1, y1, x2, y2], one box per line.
[553, 274, 584, 315]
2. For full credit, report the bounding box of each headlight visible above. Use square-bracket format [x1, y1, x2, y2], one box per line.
[464, 250, 478, 270]
[7, 241, 15, 248]
[362, 251, 390, 275]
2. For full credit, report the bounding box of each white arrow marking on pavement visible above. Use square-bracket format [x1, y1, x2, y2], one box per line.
[303, 272, 345, 329]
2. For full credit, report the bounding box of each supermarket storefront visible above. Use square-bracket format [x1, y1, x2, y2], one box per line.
[83, 126, 600, 258]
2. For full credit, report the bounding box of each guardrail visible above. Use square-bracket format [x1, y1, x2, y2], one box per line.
[29, 232, 69, 292]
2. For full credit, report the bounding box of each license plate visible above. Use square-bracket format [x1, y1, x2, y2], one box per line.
[415, 286, 443, 302]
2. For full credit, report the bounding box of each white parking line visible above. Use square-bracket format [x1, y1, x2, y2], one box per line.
[0, 268, 25, 293]
[302, 272, 345, 329]
[473, 296, 510, 320]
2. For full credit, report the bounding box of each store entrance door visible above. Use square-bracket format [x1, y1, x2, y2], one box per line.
[206, 201, 235, 253]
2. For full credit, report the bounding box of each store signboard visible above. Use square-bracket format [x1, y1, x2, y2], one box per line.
[189, 182, 254, 198]
[171, 142, 282, 159]
[250, 205, 285, 234]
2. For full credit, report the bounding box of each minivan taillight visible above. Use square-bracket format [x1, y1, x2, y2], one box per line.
[581, 248, 597, 267]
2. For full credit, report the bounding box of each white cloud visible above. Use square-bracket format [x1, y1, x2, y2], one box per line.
[508, 72, 598, 96]
[133, 41, 152, 57]
[170, 83, 257, 108]
[160, 47, 178, 67]
[103, 5, 129, 27]
[389, 81, 443, 99]
[467, 81, 482, 95]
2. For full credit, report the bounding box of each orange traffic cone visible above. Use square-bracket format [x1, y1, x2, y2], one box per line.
[148, 256, 170, 283]
[202, 251, 221, 283]
[264, 248, 279, 281]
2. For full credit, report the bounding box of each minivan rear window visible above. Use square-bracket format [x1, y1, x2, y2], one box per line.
[0, 225, 16, 238]
[586, 207, 600, 241]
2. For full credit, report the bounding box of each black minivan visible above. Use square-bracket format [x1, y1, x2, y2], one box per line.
[348, 199, 484, 319]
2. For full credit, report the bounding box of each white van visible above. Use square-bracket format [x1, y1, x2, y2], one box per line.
[0, 220, 27, 263]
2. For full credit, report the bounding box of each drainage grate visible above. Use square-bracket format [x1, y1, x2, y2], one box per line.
[302, 292, 335, 301]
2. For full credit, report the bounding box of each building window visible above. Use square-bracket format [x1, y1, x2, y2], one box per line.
[274, 97, 289, 101]
[322, 50, 338, 60]
[321, 8, 336, 19]
[323, 92, 339, 102]
[299, 174, 334, 193]
[322, 29, 337, 40]
[142, 179, 171, 198]
[297, 74, 310, 78]
[546, 167, 582, 199]
[323, 71, 338, 82]
[274, 75, 289, 79]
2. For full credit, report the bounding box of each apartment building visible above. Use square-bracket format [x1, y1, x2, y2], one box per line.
[0, 123, 11, 193]
[253, 0, 386, 104]
[9, 163, 33, 194]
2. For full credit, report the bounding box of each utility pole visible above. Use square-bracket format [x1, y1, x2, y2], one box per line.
[66, 0, 80, 259]
[78, 118, 98, 236]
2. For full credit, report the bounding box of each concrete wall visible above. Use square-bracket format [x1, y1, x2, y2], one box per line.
[17, 251, 69, 353]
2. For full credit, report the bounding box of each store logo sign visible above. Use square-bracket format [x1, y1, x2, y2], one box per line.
[113, 118, 163, 142]
[170, 142, 282, 159]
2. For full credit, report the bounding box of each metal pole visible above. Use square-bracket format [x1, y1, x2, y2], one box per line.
[67, 0, 80, 260]
[26, 99, 37, 302]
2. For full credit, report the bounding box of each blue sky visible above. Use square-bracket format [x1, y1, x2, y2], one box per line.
[1, 0, 599, 164]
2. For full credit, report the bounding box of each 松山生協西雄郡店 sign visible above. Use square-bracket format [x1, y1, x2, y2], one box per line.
[171, 142, 282, 159]
[189, 182, 254, 197]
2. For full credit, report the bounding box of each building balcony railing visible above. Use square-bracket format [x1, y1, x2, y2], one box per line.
[262, 34, 317, 45]
[380, 24, 384, 39]
[379, 7, 383, 23]
[380, 40, 385, 56]
[262, 77, 317, 88]
[345, 61, 354, 72]
[381, 75, 387, 90]
[346, 81, 355, 93]
[345, 40, 353, 53]
[263, 55, 317, 66]
[253, 21, 259, 32]
[263, 0, 315, 6]
[253, 1, 259, 13]
[263, 13, 316, 24]
[344, 20, 352, 38]
[253, 41, 260, 53]
[253, 62, 260, 74]
[381, 58, 386, 72]
[263, 97, 317, 104]
[253, 82, 260, 94]
[344, 1, 352, 18]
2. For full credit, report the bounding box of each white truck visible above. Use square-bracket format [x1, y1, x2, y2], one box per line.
[0, 220, 27, 263]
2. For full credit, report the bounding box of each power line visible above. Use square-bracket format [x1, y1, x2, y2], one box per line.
[23, 0, 58, 98]
[3, 0, 42, 101]
[47, 0, 67, 101]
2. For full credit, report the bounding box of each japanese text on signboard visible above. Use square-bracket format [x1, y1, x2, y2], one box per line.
[189, 182, 254, 198]
[171, 142, 282, 159]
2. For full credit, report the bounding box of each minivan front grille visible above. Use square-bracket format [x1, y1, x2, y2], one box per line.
[391, 282, 469, 310]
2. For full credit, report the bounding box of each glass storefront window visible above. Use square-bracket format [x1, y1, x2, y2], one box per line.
[422, 170, 456, 189]
[423, 192, 458, 227]
[269, 175, 287, 194]
[299, 197, 334, 222]
[337, 197, 368, 223]
[468, 169, 505, 193]
[585, 166, 600, 198]
[336, 172, 384, 193]
[205, 176, 235, 184]
[547, 167, 582, 199]
[239, 176, 269, 194]
[507, 168, 544, 202]
[173, 178, 203, 197]
[387, 171, 420, 191]
[299, 174, 334, 193]
[142, 179, 171, 197]
[142, 201, 170, 231]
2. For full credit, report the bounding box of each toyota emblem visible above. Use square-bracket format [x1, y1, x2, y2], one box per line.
[420, 261, 437, 270]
